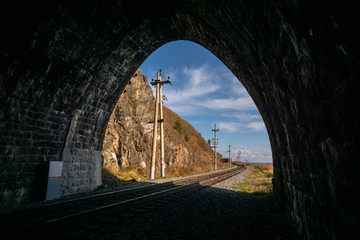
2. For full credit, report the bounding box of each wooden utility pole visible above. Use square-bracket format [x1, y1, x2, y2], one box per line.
[212, 124, 219, 170]
[228, 143, 232, 167]
[150, 72, 160, 180]
[150, 70, 172, 179]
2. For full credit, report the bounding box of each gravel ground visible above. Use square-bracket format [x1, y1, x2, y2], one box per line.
[149, 166, 239, 184]
[71, 167, 299, 240]
[3, 168, 300, 239]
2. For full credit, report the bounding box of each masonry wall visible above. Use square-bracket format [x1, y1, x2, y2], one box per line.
[0, 1, 359, 239]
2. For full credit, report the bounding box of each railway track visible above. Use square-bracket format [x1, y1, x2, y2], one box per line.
[0, 165, 246, 238]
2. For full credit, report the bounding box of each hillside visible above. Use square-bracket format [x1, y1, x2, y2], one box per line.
[102, 69, 225, 185]
[162, 105, 223, 175]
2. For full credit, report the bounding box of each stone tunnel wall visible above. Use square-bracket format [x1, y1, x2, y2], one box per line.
[0, 1, 359, 239]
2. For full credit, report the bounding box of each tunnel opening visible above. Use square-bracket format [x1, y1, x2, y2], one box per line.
[100, 40, 273, 188]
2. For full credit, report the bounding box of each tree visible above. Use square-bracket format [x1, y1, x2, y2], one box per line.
[207, 139, 211, 145]
[174, 118, 184, 135]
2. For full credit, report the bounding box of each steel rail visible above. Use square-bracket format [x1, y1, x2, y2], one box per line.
[43, 165, 246, 224]
[0, 165, 246, 237]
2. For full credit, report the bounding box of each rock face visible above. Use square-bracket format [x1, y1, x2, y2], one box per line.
[102, 70, 154, 175]
[102, 69, 222, 179]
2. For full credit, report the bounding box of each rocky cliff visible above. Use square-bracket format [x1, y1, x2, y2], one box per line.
[102, 69, 224, 182]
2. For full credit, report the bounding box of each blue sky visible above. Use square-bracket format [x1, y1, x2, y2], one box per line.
[140, 40, 272, 163]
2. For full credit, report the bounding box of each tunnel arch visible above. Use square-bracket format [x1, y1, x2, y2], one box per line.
[101, 39, 274, 180]
[1, 1, 359, 239]
[58, 13, 254, 195]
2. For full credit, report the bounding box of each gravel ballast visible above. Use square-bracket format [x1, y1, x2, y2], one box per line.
[84, 167, 300, 240]
[2, 167, 300, 239]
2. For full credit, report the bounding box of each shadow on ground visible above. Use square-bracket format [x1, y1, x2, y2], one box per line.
[44, 184, 300, 240]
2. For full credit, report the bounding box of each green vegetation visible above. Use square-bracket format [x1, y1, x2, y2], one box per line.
[174, 118, 184, 135]
[235, 163, 274, 199]
[174, 118, 191, 142]
[184, 133, 190, 142]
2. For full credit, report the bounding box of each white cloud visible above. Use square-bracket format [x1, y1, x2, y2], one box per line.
[229, 75, 249, 97]
[221, 147, 272, 163]
[177, 65, 221, 98]
[246, 121, 266, 132]
[156, 64, 259, 115]
[218, 122, 242, 133]
[197, 96, 256, 111]
[160, 65, 222, 115]
[222, 112, 261, 121]
[217, 120, 266, 133]
[149, 65, 263, 132]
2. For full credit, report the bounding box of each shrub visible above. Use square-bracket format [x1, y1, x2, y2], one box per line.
[184, 133, 190, 142]
[174, 118, 184, 135]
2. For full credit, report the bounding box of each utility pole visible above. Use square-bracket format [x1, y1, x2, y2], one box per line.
[236, 150, 242, 162]
[149, 71, 160, 180]
[212, 124, 219, 170]
[150, 70, 172, 179]
[159, 74, 165, 177]
[228, 143, 232, 167]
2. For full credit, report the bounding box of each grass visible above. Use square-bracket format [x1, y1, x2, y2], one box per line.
[235, 163, 274, 199]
